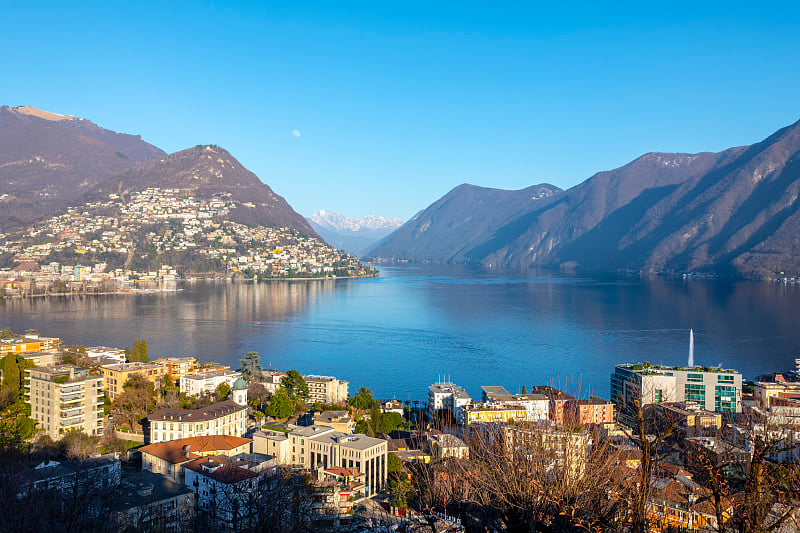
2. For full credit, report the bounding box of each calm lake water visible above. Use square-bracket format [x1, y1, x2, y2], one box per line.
[2, 265, 799, 401]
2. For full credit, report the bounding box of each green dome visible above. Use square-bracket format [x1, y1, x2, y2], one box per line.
[232, 376, 248, 390]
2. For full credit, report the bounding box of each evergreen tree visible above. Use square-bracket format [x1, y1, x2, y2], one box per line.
[0, 328, 14, 339]
[131, 340, 141, 362]
[140, 340, 149, 362]
[521, 385, 527, 394]
[348, 386, 377, 410]
[215, 382, 231, 402]
[1, 355, 20, 401]
[238, 351, 264, 382]
[282, 370, 309, 400]
[370, 402, 382, 435]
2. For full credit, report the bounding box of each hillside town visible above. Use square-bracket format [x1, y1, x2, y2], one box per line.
[0, 187, 376, 296]
[1, 329, 799, 532]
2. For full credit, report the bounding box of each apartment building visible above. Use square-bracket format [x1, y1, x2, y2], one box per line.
[463, 404, 529, 431]
[610, 363, 742, 426]
[481, 386, 550, 421]
[147, 400, 248, 444]
[428, 382, 472, 423]
[85, 346, 127, 364]
[533, 386, 575, 424]
[565, 397, 615, 426]
[1, 334, 60, 355]
[155, 356, 198, 382]
[649, 401, 722, 437]
[101, 362, 167, 399]
[25, 365, 104, 439]
[311, 410, 355, 433]
[112, 471, 195, 532]
[21, 349, 62, 368]
[180, 369, 242, 397]
[304, 375, 348, 404]
[253, 424, 387, 496]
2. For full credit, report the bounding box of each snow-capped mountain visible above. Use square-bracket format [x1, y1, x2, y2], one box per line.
[307, 210, 404, 256]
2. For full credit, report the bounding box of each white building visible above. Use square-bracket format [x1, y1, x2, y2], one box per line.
[481, 386, 549, 421]
[304, 375, 349, 405]
[85, 346, 127, 364]
[181, 369, 243, 397]
[428, 382, 472, 423]
[147, 400, 249, 444]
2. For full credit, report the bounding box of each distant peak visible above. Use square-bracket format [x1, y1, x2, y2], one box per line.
[10, 105, 78, 122]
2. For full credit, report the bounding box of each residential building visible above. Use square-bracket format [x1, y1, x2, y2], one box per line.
[25, 365, 104, 439]
[463, 404, 528, 431]
[231, 376, 248, 406]
[252, 430, 292, 464]
[155, 356, 198, 382]
[180, 369, 242, 397]
[755, 379, 800, 408]
[183, 455, 262, 531]
[382, 400, 405, 416]
[533, 386, 575, 425]
[311, 467, 367, 518]
[428, 382, 472, 423]
[21, 349, 62, 368]
[0, 334, 60, 355]
[610, 363, 742, 426]
[18, 453, 121, 498]
[481, 385, 550, 421]
[504, 424, 592, 478]
[113, 471, 195, 531]
[304, 375, 349, 405]
[140, 435, 253, 483]
[311, 410, 356, 433]
[427, 433, 469, 459]
[85, 346, 127, 364]
[565, 397, 615, 426]
[147, 400, 249, 444]
[259, 369, 284, 394]
[101, 362, 167, 400]
[649, 401, 722, 437]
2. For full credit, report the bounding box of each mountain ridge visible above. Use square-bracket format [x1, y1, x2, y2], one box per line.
[370, 118, 800, 279]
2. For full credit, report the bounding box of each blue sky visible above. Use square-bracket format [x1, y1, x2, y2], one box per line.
[3, 1, 799, 220]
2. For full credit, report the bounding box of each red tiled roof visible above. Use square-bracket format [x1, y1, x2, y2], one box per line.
[140, 436, 251, 464]
[183, 456, 260, 483]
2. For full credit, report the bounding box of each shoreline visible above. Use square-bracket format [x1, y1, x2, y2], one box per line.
[1, 273, 380, 300]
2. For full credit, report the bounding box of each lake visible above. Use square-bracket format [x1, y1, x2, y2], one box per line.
[1, 264, 798, 401]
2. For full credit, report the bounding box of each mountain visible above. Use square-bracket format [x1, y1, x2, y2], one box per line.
[83, 145, 317, 236]
[368, 183, 563, 262]
[370, 118, 800, 279]
[307, 210, 403, 255]
[0, 105, 165, 227]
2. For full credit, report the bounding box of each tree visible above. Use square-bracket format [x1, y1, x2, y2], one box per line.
[265, 388, 294, 419]
[370, 402, 382, 435]
[216, 382, 231, 402]
[127, 339, 150, 363]
[348, 386, 377, 410]
[282, 370, 309, 401]
[521, 385, 527, 394]
[1, 354, 20, 401]
[239, 351, 264, 382]
[140, 339, 149, 362]
[248, 382, 269, 411]
[0, 328, 14, 339]
[111, 375, 155, 431]
[380, 412, 405, 434]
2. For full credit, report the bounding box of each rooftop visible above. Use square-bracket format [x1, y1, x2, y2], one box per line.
[533, 386, 574, 401]
[139, 435, 252, 464]
[617, 362, 739, 374]
[115, 471, 193, 511]
[181, 369, 241, 381]
[101, 362, 161, 372]
[183, 456, 260, 484]
[311, 430, 386, 450]
[148, 400, 247, 422]
[429, 382, 471, 400]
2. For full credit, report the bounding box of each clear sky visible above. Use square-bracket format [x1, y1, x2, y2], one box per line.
[3, 1, 799, 220]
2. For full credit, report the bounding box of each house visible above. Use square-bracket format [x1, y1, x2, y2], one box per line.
[382, 400, 405, 416]
[146, 400, 249, 444]
[183, 455, 262, 531]
[533, 386, 575, 425]
[140, 435, 253, 483]
[427, 432, 469, 460]
[112, 471, 195, 531]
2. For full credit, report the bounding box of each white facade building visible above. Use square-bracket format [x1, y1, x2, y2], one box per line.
[180, 370, 242, 397]
[428, 382, 472, 423]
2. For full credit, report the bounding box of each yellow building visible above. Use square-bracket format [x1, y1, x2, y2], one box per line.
[154, 356, 198, 382]
[100, 362, 167, 399]
[464, 404, 528, 430]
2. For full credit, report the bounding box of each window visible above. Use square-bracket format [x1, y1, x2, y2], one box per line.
[718, 375, 734, 383]
[687, 373, 704, 383]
